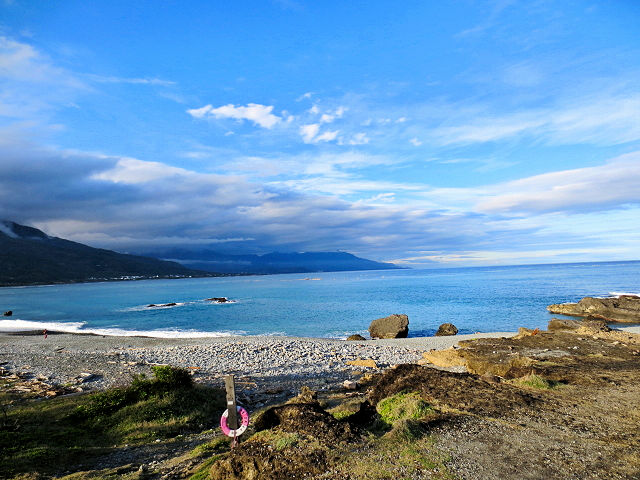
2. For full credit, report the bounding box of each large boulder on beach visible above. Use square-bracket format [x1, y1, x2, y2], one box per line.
[547, 295, 640, 323]
[368, 314, 409, 339]
[435, 323, 458, 336]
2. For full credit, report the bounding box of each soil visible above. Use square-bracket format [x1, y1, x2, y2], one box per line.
[209, 325, 640, 479]
[3, 325, 639, 479]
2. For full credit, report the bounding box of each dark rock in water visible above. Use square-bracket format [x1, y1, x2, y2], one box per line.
[435, 323, 458, 336]
[3, 310, 11, 316]
[368, 314, 409, 339]
[206, 297, 228, 303]
[147, 303, 177, 308]
[547, 295, 640, 323]
[346, 334, 366, 341]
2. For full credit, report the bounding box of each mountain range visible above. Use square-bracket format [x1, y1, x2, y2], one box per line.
[134, 248, 402, 274]
[0, 221, 402, 286]
[0, 221, 212, 287]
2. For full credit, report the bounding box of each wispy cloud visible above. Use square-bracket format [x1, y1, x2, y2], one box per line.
[187, 103, 281, 128]
[84, 74, 175, 86]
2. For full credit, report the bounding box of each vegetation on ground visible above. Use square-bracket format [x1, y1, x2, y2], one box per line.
[509, 373, 563, 390]
[376, 391, 434, 426]
[0, 366, 226, 478]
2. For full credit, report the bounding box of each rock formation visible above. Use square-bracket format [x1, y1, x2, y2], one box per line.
[368, 314, 409, 339]
[346, 334, 366, 341]
[435, 323, 458, 336]
[547, 295, 640, 323]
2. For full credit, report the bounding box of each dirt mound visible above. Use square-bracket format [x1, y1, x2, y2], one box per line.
[210, 440, 331, 480]
[367, 364, 540, 417]
[210, 401, 358, 480]
[254, 401, 358, 443]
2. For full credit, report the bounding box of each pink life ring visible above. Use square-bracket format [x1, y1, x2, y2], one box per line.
[220, 406, 250, 437]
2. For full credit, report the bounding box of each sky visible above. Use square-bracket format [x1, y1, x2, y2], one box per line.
[1, 0, 639, 267]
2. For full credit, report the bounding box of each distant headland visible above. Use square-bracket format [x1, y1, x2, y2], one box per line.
[0, 220, 402, 287]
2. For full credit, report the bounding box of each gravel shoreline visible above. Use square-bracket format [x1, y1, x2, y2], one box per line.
[0, 332, 514, 402]
[3, 328, 638, 405]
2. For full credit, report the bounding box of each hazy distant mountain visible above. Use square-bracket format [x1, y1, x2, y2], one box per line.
[138, 247, 403, 274]
[0, 221, 214, 287]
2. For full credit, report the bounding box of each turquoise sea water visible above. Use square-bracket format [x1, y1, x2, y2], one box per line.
[0, 261, 638, 338]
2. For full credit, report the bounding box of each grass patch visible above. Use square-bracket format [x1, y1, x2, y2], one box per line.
[249, 430, 302, 451]
[325, 435, 456, 480]
[376, 391, 434, 426]
[0, 366, 225, 478]
[510, 374, 562, 390]
[190, 436, 230, 458]
[331, 409, 355, 420]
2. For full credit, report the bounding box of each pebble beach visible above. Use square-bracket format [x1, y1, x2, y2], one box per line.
[0, 331, 515, 402]
[4, 327, 638, 404]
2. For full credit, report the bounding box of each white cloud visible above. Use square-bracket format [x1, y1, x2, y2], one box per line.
[315, 130, 339, 142]
[320, 113, 334, 123]
[349, 133, 369, 145]
[187, 103, 281, 129]
[429, 92, 640, 146]
[417, 151, 640, 216]
[300, 123, 320, 143]
[476, 152, 640, 214]
[91, 158, 190, 184]
[0, 36, 86, 119]
[409, 137, 422, 146]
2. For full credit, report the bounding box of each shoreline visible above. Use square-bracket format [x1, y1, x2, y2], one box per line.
[3, 326, 639, 404]
[0, 331, 517, 403]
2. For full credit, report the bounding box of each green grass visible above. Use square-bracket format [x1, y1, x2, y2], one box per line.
[0, 366, 225, 478]
[249, 430, 302, 451]
[376, 391, 434, 426]
[510, 374, 562, 390]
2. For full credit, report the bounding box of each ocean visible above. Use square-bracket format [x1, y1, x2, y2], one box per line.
[0, 261, 638, 338]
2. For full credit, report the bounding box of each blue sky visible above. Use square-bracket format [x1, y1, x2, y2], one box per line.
[1, 0, 639, 266]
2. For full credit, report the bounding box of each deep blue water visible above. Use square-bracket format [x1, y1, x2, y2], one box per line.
[0, 261, 638, 338]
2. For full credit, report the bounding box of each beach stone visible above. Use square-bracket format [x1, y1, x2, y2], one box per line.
[346, 334, 366, 341]
[368, 314, 409, 339]
[343, 380, 358, 390]
[435, 323, 458, 336]
[346, 358, 378, 368]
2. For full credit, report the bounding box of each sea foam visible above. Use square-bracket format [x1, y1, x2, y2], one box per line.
[0, 319, 245, 338]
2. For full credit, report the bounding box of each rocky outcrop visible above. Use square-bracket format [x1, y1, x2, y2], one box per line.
[3, 310, 11, 316]
[547, 295, 640, 323]
[368, 314, 409, 339]
[547, 318, 611, 333]
[435, 323, 458, 336]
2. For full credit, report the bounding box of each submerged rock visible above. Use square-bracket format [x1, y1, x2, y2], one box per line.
[3, 310, 12, 316]
[368, 314, 409, 339]
[547, 295, 640, 323]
